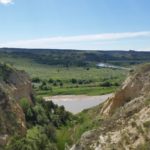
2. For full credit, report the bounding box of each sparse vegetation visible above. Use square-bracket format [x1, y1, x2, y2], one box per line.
[143, 120, 150, 128]
[137, 142, 150, 150]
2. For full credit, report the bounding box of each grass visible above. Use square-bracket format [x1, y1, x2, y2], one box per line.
[0, 54, 126, 80]
[0, 53, 127, 96]
[36, 86, 117, 96]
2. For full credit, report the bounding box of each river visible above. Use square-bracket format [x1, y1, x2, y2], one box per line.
[44, 93, 113, 114]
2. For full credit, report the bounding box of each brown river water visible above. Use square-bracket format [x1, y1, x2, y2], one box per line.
[44, 94, 113, 114]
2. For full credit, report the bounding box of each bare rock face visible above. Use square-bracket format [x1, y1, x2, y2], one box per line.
[101, 64, 150, 115]
[70, 64, 150, 150]
[0, 64, 33, 146]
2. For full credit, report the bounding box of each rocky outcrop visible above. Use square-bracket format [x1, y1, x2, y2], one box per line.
[70, 64, 150, 150]
[101, 64, 150, 116]
[0, 64, 33, 146]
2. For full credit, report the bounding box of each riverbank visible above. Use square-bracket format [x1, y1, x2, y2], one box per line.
[37, 86, 117, 97]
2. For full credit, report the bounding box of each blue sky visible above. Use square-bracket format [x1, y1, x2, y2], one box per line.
[0, 0, 150, 50]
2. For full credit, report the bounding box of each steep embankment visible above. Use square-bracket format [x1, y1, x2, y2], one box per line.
[0, 64, 33, 146]
[71, 64, 150, 150]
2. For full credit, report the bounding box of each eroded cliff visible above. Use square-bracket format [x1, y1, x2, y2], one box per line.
[0, 64, 33, 146]
[71, 64, 150, 150]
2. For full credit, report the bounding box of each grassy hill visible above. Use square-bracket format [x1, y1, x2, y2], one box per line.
[1, 48, 150, 67]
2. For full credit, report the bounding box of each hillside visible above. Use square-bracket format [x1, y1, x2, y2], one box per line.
[1, 48, 150, 67]
[0, 64, 33, 146]
[0, 64, 74, 150]
[1, 52, 150, 150]
[71, 64, 150, 150]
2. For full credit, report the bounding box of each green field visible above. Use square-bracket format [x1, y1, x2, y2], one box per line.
[36, 86, 117, 96]
[0, 55, 125, 79]
[0, 53, 127, 96]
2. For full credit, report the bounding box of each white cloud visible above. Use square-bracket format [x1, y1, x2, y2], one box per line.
[1, 31, 150, 50]
[0, 0, 13, 5]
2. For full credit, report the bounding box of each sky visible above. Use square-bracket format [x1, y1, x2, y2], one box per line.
[0, 0, 150, 50]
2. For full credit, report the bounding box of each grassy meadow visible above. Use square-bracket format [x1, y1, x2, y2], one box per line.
[0, 53, 127, 96]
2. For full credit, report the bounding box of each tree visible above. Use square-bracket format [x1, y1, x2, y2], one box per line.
[32, 77, 41, 83]
[71, 78, 77, 84]
[33, 105, 49, 124]
[100, 81, 112, 87]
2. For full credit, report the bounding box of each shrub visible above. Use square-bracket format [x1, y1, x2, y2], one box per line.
[137, 142, 150, 150]
[143, 121, 150, 128]
[53, 81, 57, 86]
[78, 80, 83, 85]
[48, 78, 54, 83]
[40, 85, 52, 91]
[39, 81, 52, 91]
[56, 79, 61, 83]
[71, 78, 77, 84]
[5, 136, 29, 150]
[100, 81, 112, 87]
[33, 105, 49, 124]
[19, 98, 31, 113]
[59, 82, 63, 87]
[113, 82, 120, 86]
[131, 121, 137, 127]
[6, 127, 58, 150]
[44, 124, 56, 141]
[32, 77, 41, 83]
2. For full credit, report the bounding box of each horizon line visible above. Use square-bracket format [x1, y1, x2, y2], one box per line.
[0, 47, 150, 52]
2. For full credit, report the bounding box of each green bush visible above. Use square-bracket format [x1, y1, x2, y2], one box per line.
[53, 81, 57, 86]
[7, 96, 73, 150]
[48, 78, 54, 83]
[71, 78, 77, 84]
[113, 82, 120, 86]
[39, 81, 52, 91]
[19, 98, 31, 113]
[32, 77, 41, 83]
[59, 82, 63, 87]
[100, 81, 112, 87]
[33, 104, 49, 124]
[78, 80, 83, 85]
[6, 126, 58, 150]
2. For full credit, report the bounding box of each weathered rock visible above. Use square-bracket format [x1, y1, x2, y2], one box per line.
[101, 64, 150, 115]
[0, 64, 33, 146]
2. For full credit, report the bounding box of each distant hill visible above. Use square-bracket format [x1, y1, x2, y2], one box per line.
[0, 48, 150, 66]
